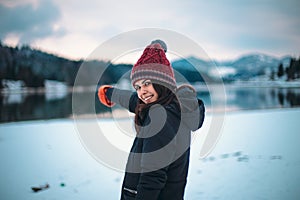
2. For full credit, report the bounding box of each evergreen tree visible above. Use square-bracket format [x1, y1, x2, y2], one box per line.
[295, 58, 300, 79]
[287, 58, 296, 81]
[270, 70, 275, 80]
[277, 63, 284, 78]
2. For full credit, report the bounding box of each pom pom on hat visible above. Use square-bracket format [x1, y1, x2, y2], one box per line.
[130, 40, 176, 90]
[151, 39, 167, 53]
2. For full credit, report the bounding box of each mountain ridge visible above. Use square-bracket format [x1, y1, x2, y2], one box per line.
[172, 53, 292, 81]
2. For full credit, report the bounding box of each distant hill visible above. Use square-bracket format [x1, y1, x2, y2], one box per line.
[0, 43, 132, 88]
[219, 54, 291, 81]
[172, 54, 292, 82]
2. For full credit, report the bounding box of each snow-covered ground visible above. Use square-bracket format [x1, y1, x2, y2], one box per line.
[0, 108, 300, 199]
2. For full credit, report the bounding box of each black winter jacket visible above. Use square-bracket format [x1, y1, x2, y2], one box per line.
[106, 86, 205, 200]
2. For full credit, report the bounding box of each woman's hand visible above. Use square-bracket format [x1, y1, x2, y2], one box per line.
[97, 85, 115, 107]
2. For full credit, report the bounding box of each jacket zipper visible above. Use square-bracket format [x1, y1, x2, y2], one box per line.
[123, 187, 137, 195]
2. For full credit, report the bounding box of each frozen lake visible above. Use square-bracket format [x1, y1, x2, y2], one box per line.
[0, 108, 300, 199]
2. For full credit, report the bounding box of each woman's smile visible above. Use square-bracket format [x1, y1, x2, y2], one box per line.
[142, 94, 154, 101]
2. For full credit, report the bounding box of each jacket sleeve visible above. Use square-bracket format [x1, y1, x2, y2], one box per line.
[176, 85, 205, 131]
[105, 88, 138, 113]
[135, 105, 178, 199]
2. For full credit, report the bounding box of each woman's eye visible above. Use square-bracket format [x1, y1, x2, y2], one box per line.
[144, 81, 151, 86]
[134, 86, 141, 91]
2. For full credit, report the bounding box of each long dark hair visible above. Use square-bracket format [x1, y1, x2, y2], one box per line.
[134, 83, 178, 134]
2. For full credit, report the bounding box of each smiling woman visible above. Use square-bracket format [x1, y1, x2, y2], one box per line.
[97, 40, 205, 200]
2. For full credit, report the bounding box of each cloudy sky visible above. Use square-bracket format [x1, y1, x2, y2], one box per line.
[1, 0, 299, 62]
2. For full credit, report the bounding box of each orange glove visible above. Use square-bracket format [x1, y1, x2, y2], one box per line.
[98, 85, 115, 107]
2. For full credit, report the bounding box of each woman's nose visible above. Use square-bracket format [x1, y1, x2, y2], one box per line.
[140, 86, 148, 93]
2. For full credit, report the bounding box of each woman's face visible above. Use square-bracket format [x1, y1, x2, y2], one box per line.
[134, 79, 159, 104]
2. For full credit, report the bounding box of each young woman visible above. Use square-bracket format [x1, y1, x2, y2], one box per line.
[98, 40, 205, 200]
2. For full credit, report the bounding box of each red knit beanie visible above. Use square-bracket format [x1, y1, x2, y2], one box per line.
[130, 40, 176, 90]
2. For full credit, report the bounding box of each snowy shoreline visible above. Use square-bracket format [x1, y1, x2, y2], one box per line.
[0, 108, 300, 199]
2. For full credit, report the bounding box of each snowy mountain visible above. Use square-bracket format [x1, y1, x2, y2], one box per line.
[225, 54, 291, 79]
[172, 53, 292, 82]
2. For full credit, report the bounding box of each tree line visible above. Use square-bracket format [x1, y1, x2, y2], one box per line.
[0, 42, 132, 88]
[272, 57, 300, 81]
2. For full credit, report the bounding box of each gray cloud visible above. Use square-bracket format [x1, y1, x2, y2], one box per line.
[0, 0, 65, 43]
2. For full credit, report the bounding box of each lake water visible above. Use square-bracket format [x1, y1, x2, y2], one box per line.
[1, 85, 300, 123]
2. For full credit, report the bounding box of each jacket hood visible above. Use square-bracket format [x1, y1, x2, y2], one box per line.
[175, 85, 205, 131]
